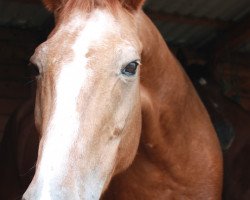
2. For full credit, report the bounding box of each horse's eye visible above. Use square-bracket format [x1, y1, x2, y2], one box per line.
[121, 61, 139, 76]
[28, 62, 40, 77]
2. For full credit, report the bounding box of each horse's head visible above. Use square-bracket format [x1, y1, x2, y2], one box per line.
[23, 0, 144, 199]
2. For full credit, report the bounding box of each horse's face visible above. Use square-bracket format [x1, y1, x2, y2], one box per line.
[23, 6, 142, 200]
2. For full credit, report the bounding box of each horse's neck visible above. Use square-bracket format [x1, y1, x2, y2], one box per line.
[125, 11, 222, 198]
[138, 11, 212, 143]
[138, 11, 194, 120]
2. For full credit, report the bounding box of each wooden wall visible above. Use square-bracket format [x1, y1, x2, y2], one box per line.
[213, 54, 250, 112]
[0, 28, 40, 141]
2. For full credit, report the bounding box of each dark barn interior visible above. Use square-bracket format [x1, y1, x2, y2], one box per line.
[0, 0, 250, 199]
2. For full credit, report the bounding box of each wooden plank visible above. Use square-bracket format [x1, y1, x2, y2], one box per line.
[215, 63, 250, 79]
[144, 9, 230, 29]
[0, 64, 29, 69]
[0, 65, 30, 81]
[0, 27, 40, 44]
[0, 98, 25, 115]
[215, 14, 250, 55]
[5, 0, 42, 4]
[0, 131, 4, 142]
[237, 94, 250, 112]
[218, 52, 250, 66]
[0, 81, 31, 98]
[0, 42, 36, 65]
[0, 115, 9, 132]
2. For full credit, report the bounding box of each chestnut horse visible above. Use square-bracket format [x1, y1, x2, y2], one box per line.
[0, 0, 223, 199]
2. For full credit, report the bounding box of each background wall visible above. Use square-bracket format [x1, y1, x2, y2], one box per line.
[0, 28, 40, 140]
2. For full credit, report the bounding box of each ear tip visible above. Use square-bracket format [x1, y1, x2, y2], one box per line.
[123, 0, 145, 11]
[42, 0, 57, 12]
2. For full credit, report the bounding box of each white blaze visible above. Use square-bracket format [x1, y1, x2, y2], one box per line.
[35, 9, 118, 199]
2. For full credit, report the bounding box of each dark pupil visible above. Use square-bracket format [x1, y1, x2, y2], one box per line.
[123, 62, 138, 76]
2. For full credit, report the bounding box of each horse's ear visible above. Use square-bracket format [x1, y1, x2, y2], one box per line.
[121, 0, 145, 11]
[43, 0, 65, 12]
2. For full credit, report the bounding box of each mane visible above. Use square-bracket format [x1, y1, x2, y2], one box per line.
[43, 0, 144, 14]
[64, 0, 119, 13]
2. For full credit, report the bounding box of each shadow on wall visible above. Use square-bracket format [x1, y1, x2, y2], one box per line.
[178, 52, 250, 200]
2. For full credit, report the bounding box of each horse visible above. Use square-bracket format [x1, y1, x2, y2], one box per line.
[0, 0, 223, 199]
